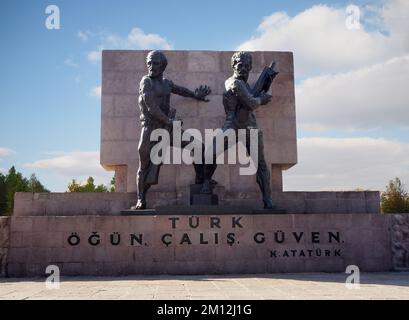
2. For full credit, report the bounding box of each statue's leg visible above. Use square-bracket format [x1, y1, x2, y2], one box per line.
[203, 137, 218, 179]
[179, 129, 204, 184]
[134, 125, 152, 209]
[202, 137, 221, 193]
[246, 129, 275, 209]
[201, 128, 233, 193]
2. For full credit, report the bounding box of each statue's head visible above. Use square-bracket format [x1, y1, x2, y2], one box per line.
[146, 50, 168, 78]
[231, 51, 252, 81]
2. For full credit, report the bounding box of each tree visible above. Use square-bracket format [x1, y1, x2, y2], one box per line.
[67, 176, 109, 193]
[28, 174, 49, 193]
[4, 166, 29, 214]
[0, 173, 7, 214]
[67, 179, 81, 192]
[109, 176, 115, 192]
[0, 166, 49, 216]
[381, 177, 409, 213]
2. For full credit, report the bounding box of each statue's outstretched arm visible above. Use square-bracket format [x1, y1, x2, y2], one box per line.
[171, 82, 211, 102]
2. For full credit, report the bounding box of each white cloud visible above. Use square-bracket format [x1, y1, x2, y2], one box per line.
[283, 137, 409, 191]
[237, 1, 409, 77]
[0, 147, 14, 158]
[24, 151, 112, 186]
[87, 50, 102, 63]
[381, 0, 409, 39]
[64, 58, 78, 68]
[296, 54, 409, 131]
[87, 27, 173, 63]
[89, 85, 101, 98]
[77, 30, 90, 42]
[0, 148, 14, 174]
[237, 1, 409, 132]
[127, 27, 173, 50]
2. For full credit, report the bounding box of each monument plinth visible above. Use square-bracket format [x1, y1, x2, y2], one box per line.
[2, 213, 394, 277]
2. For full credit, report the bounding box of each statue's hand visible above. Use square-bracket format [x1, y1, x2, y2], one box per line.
[271, 70, 279, 80]
[269, 62, 279, 81]
[270, 70, 279, 81]
[194, 85, 211, 102]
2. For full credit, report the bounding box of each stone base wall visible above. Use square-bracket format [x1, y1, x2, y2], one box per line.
[6, 213, 392, 277]
[390, 214, 409, 270]
[0, 217, 10, 277]
[13, 191, 380, 217]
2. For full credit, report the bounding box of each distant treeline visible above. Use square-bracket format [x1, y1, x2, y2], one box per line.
[0, 166, 115, 216]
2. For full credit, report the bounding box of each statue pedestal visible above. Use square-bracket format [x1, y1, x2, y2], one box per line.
[3, 211, 394, 277]
[1, 192, 399, 277]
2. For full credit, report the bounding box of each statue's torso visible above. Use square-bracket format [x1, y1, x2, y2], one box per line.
[223, 76, 257, 130]
[139, 76, 172, 125]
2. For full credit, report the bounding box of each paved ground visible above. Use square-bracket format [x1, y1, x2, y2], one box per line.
[0, 272, 408, 300]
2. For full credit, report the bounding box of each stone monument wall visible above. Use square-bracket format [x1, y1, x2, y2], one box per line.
[0, 217, 10, 277]
[6, 213, 392, 277]
[390, 214, 409, 270]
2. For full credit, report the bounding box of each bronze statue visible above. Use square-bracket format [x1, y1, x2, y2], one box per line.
[202, 51, 279, 209]
[132, 50, 211, 210]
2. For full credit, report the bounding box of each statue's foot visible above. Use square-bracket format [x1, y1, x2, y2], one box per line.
[263, 198, 275, 209]
[130, 199, 146, 210]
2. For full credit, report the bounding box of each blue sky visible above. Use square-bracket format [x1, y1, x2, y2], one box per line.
[0, 0, 408, 192]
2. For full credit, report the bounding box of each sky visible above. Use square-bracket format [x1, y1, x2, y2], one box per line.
[0, 0, 408, 192]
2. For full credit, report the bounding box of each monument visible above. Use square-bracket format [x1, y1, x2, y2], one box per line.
[0, 50, 407, 277]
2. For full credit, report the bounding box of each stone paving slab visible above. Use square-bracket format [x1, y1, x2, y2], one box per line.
[0, 272, 408, 300]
